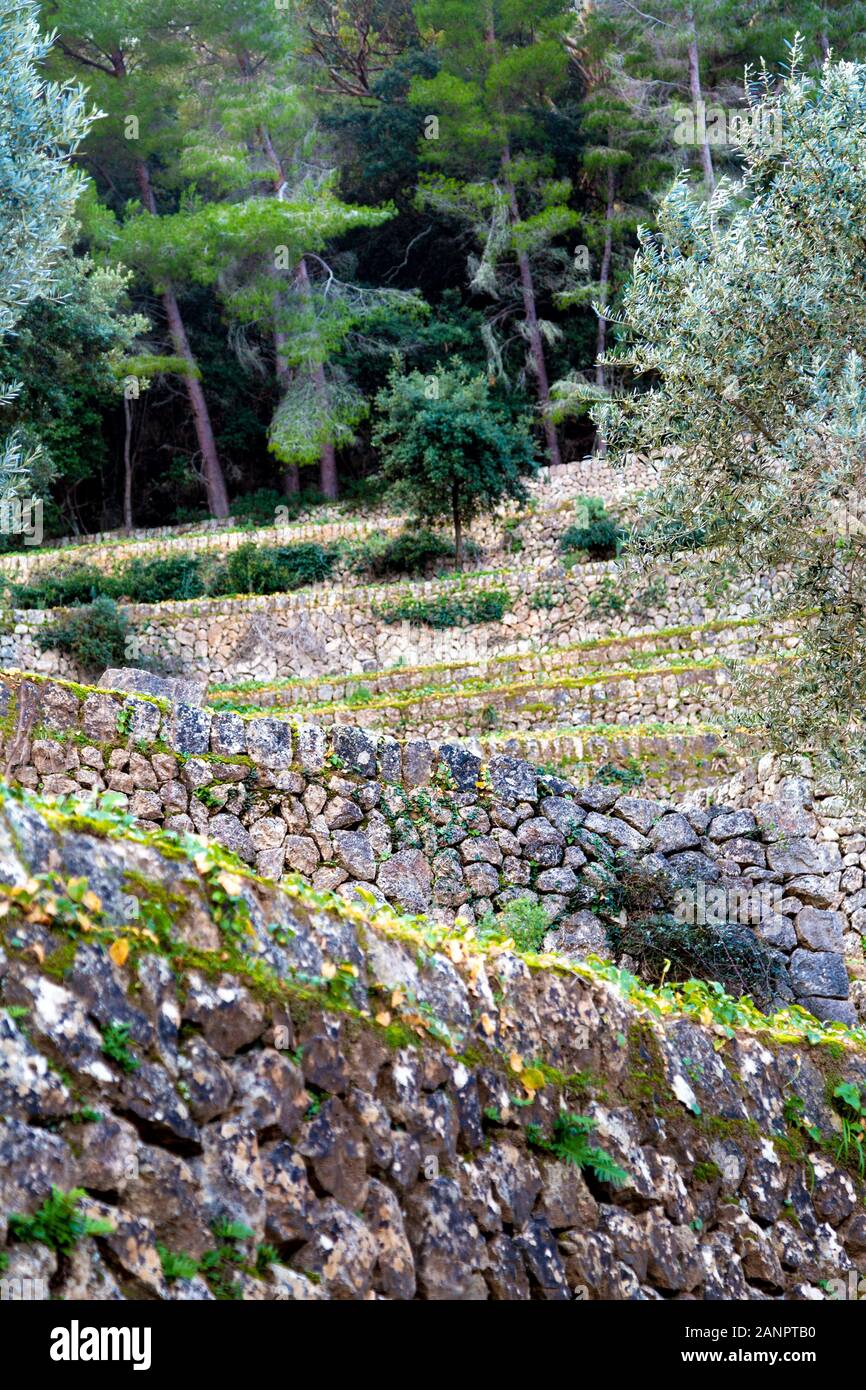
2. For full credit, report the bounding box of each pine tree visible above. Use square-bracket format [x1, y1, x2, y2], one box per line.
[174, 0, 416, 500]
[49, 0, 232, 517]
[408, 0, 581, 469]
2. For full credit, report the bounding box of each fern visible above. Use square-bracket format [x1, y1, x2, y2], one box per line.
[528, 1112, 629, 1188]
[8, 1186, 114, 1254]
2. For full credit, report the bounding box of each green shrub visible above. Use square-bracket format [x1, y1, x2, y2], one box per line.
[478, 895, 549, 953]
[37, 595, 128, 672]
[230, 487, 293, 526]
[595, 758, 645, 790]
[529, 584, 562, 610]
[560, 497, 626, 561]
[606, 911, 783, 1007]
[354, 527, 458, 578]
[379, 586, 510, 628]
[587, 574, 626, 616]
[9, 565, 103, 609]
[106, 555, 206, 603]
[14, 542, 334, 616]
[208, 542, 334, 596]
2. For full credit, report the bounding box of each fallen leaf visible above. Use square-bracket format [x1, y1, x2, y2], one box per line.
[109, 938, 130, 967]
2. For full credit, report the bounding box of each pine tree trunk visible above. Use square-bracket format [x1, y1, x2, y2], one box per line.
[296, 256, 338, 499]
[687, 15, 715, 193]
[482, 12, 561, 471]
[135, 160, 230, 518]
[502, 155, 563, 470]
[259, 122, 302, 499]
[273, 317, 300, 496]
[594, 167, 616, 459]
[122, 393, 133, 533]
[596, 167, 615, 391]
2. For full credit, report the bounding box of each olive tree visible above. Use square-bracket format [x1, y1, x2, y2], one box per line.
[589, 46, 866, 791]
[0, 0, 96, 489]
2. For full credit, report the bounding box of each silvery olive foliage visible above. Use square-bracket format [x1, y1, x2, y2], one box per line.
[586, 46, 866, 791]
[0, 0, 97, 489]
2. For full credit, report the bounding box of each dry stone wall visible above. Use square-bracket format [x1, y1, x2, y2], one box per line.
[0, 671, 858, 1025]
[0, 456, 659, 582]
[2, 786, 866, 1302]
[2, 559, 784, 686]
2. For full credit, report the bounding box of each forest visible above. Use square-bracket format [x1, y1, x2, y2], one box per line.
[2, 0, 861, 539]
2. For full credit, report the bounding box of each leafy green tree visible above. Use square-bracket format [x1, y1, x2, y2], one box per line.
[373, 358, 536, 562]
[594, 51, 866, 790]
[0, 0, 97, 491]
[408, 0, 579, 468]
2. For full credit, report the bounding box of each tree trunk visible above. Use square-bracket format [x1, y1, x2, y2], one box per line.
[594, 167, 616, 459]
[502, 157, 563, 469]
[596, 167, 615, 391]
[134, 159, 230, 519]
[687, 15, 715, 193]
[452, 483, 463, 567]
[274, 316, 300, 496]
[258, 120, 302, 499]
[296, 256, 338, 499]
[122, 392, 133, 533]
[481, 12, 561, 470]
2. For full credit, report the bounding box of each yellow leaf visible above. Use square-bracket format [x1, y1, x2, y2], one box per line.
[82, 891, 102, 913]
[322, 961, 337, 980]
[447, 939, 463, 964]
[522, 1066, 546, 1094]
[479, 1013, 496, 1037]
[375, 1011, 392, 1027]
[509, 1051, 524, 1074]
[391, 988, 405, 1008]
[109, 938, 130, 967]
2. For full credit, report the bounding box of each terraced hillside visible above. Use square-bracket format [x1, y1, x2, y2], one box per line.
[0, 459, 788, 796]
